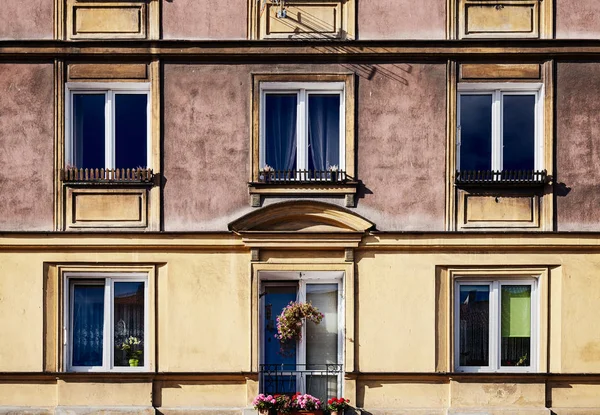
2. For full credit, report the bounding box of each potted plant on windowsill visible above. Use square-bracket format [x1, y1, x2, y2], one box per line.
[261, 164, 275, 182]
[253, 394, 277, 415]
[326, 397, 350, 415]
[328, 165, 339, 182]
[119, 336, 143, 367]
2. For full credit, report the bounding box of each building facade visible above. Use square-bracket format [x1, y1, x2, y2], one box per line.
[2, 1, 600, 414]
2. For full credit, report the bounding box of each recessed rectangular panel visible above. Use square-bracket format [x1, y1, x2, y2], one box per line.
[266, 3, 339, 35]
[73, 5, 144, 37]
[69, 64, 148, 81]
[460, 193, 540, 230]
[461, 64, 541, 80]
[464, 2, 538, 38]
[66, 188, 148, 229]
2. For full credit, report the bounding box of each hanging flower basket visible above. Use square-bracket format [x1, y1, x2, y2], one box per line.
[275, 301, 324, 347]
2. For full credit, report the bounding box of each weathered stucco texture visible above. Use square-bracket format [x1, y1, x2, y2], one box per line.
[556, 63, 600, 231]
[556, 0, 600, 39]
[164, 63, 446, 231]
[163, 64, 251, 231]
[358, 0, 446, 40]
[355, 63, 447, 231]
[0, 64, 54, 231]
[162, 0, 247, 39]
[0, 0, 53, 39]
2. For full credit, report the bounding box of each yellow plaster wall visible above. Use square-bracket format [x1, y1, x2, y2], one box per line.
[4, 239, 600, 410]
[0, 254, 44, 371]
[560, 258, 600, 372]
[356, 252, 437, 372]
[551, 382, 600, 409]
[157, 381, 247, 407]
[158, 252, 250, 372]
[0, 382, 57, 406]
[450, 381, 545, 407]
[358, 381, 448, 408]
[57, 380, 152, 406]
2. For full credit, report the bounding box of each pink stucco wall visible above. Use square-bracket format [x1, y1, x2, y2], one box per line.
[556, 63, 600, 230]
[358, 0, 446, 40]
[163, 63, 447, 232]
[162, 0, 247, 40]
[0, 0, 53, 40]
[0, 64, 54, 231]
[355, 63, 447, 230]
[556, 0, 600, 39]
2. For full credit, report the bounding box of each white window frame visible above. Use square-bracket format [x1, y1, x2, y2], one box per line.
[259, 82, 346, 171]
[63, 272, 149, 373]
[65, 82, 152, 169]
[457, 83, 544, 172]
[259, 271, 345, 397]
[454, 277, 539, 373]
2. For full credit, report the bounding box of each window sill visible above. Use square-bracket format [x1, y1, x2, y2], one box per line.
[455, 170, 548, 189]
[248, 180, 358, 207]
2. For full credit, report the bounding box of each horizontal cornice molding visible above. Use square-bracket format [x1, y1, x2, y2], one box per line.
[3, 39, 600, 60]
[5, 232, 600, 251]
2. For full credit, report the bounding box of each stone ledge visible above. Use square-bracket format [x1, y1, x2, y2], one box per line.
[0, 408, 53, 415]
[55, 407, 155, 415]
[447, 409, 550, 415]
[157, 409, 242, 415]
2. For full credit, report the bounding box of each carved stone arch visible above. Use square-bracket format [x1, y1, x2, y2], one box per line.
[228, 201, 375, 233]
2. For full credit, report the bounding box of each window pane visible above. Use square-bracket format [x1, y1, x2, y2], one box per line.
[73, 94, 105, 169]
[306, 284, 338, 403]
[115, 94, 148, 169]
[459, 285, 490, 367]
[265, 94, 297, 171]
[114, 282, 145, 367]
[262, 285, 298, 395]
[72, 284, 104, 367]
[501, 285, 531, 367]
[308, 94, 340, 172]
[503, 95, 535, 171]
[459, 95, 492, 171]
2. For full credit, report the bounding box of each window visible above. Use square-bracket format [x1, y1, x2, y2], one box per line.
[259, 271, 343, 401]
[65, 83, 150, 170]
[64, 273, 148, 372]
[259, 82, 345, 179]
[454, 278, 537, 372]
[457, 83, 544, 181]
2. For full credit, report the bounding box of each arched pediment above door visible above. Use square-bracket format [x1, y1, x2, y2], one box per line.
[228, 201, 375, 233]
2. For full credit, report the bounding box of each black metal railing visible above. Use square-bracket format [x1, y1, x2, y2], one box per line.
[456, 170, 547, 186]
[258, 169, 347, 183]
[259, 363, 343, 402]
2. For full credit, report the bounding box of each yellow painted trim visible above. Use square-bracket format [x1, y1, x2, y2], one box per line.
[229, 201, 374, 233]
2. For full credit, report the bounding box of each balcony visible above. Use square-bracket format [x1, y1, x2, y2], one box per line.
[258, 169, 348, 183]
[259, 363, 343, 402]
[455, 170, 548, 187]
[61, 167, 155, 185]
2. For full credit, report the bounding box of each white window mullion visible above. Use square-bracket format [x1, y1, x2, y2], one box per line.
[491, 281, 500, 371]
[106, 92, 114, 169]
[103, 278, 112, 371]
[339, 91, 346, 171]
[535, 90, 543, 171]
[298, 90, 307, 173]
[492, 90, 502, 171]
[297, 280, 307, 393]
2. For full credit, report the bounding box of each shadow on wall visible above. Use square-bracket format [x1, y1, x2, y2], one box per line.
[273, 10, 413, 85]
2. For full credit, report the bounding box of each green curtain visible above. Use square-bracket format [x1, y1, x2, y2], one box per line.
[501, 286, 531, 338]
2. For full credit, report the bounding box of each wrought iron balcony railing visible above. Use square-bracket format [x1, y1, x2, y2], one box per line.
[258, 169, 347, 183]
[455, 170, 548, 187]
[259, 363, 343, 402]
